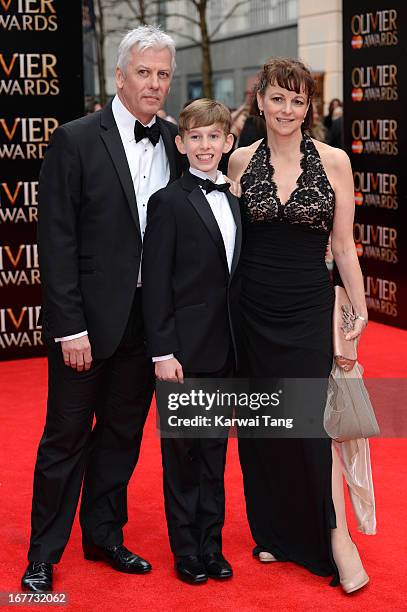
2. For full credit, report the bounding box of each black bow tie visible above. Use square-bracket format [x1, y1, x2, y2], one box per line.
[198, 178, 230, 194]
[134, 120, 161, 146]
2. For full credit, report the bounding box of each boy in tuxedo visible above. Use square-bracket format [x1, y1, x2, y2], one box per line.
[142, 99, 242, 584]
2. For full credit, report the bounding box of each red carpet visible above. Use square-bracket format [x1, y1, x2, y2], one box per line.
[0, 321, 406, 611]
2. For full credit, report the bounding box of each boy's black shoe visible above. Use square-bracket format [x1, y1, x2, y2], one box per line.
[203, 552, 233, 579]
[175, 555, 208, 584]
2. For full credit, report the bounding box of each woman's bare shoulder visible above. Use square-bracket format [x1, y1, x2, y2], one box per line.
[311, 139, 353, 193]
[228, 139, 263, 180]
[312, 139, 350, 172]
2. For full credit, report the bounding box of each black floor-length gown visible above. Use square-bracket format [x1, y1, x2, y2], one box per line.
[238, 133, 339, 583]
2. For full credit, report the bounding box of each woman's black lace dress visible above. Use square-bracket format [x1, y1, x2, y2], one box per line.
[238, 133, 339, 583]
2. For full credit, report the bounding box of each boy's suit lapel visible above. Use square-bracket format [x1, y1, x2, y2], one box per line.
[181, 172, 229, 272]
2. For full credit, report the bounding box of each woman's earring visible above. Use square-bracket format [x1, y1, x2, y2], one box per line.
[259, 109, 264, 116]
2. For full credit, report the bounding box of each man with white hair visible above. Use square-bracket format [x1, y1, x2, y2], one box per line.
[22, 25, 183, 592]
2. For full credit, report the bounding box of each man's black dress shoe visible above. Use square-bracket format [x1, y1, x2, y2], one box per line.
[203, 552, 233, 579]
[175, 555, 208, 584]
[22, 562, 53, 592]
[83, 543, 151, 574]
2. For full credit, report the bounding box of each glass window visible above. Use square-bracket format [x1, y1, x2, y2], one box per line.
[249, 0, 297, 28]
[187, 80, 203, 102]
[214, 75, 234, 108]
[187, 75, 234, 108]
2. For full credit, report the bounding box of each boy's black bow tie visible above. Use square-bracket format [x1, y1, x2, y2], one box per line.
[134, 120, 161, 146]
[198, 178, 230, 194]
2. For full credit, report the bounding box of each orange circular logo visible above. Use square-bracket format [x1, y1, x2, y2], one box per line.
[352, 140, 364, 154]
[354, 191, 364, 206]
[355, 243, 364, 257]
[352, 88, 364, 102]
[351, 35, 363, 49]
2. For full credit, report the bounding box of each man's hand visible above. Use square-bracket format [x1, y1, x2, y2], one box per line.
[224, 175, 242, 198]
[61, 335, 92, 371]
[155, 357, 184, 383]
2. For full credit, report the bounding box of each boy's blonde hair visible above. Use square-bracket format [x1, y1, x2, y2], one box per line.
[178, 98, 232, 137]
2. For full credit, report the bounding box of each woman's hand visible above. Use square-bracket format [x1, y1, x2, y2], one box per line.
[345, 316, 368, 343]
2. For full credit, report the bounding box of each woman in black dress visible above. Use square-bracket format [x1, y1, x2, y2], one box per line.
[228, 59, 369, 594]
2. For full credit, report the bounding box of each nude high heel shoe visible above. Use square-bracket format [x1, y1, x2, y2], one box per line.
[339, 543, 369, 594]
[258, 552, 277, 563]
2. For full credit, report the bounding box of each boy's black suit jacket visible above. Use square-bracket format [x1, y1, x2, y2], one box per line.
[142, 171, 242, 373]
[37, 101, 183, 359]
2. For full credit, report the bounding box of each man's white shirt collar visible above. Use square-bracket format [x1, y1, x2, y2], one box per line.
[112, 95, 157, 142]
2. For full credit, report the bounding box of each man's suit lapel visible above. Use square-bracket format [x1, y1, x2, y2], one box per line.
[182, 173, 229, 272]
[227, 191, 242, 281]
[157, 116, 178, 181]
[99, 102, 141, 236]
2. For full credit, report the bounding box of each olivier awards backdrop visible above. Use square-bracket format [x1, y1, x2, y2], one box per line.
[343, 0, 407, 329]
[0, 0, 84, 359]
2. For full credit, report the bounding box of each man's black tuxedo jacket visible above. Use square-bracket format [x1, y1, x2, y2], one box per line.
[38, 101, 183, 359]
[142, 171, 242, 373]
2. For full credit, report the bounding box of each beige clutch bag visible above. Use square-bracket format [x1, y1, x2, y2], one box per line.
[324, 361, 380, 441]
[333, 285, 357, 371]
